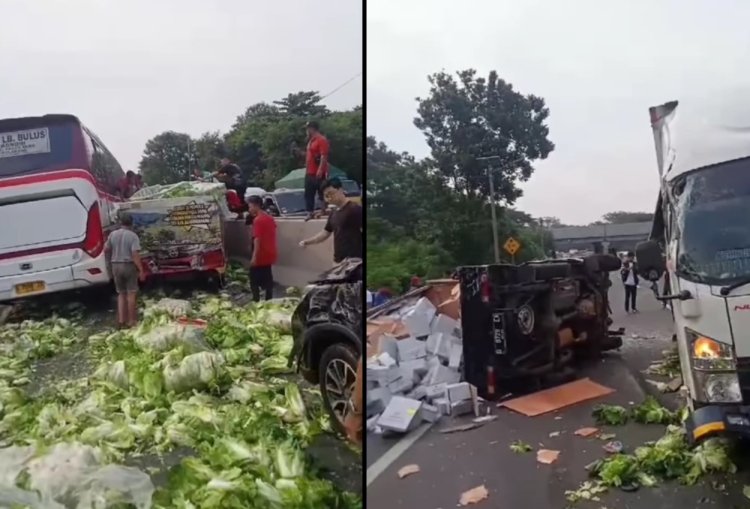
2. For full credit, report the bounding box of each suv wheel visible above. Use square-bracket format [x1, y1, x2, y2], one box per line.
[319, 343, 358, 434]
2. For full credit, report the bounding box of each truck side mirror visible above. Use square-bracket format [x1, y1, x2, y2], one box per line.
[635, 240, 665, 281]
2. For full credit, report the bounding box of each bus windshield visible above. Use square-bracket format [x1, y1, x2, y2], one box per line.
[0, 120, 78, 179]
[675, 157, 750, 284]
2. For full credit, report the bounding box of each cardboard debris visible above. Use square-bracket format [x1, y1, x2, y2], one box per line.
[397, 464, 421, 479]
[459, 485, 489, 506]
[536, 449, 561, 464]
[574, 427, 600, 438]
[498, 378, 614, 417]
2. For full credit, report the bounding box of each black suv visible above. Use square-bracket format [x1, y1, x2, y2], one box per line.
[288, 258, 363, 434]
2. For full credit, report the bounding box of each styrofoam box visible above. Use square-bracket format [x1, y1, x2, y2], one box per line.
[378, 396, 423, 433]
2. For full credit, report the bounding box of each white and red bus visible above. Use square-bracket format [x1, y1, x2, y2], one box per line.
[0, 114, 125, 301]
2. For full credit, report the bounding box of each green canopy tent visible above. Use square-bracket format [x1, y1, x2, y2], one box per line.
[274, 165, 347, 190]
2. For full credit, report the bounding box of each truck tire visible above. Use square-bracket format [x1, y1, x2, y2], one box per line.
[318, 342, 359, 435]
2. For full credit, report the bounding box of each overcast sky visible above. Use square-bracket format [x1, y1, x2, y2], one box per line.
[0, 0, 362, 171]
[368, 0, 750, 225]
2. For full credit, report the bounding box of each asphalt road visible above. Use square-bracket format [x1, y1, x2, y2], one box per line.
[366, 283, 750, 509]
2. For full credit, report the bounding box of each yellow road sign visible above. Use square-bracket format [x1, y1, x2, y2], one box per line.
[503, 237, 521, 256]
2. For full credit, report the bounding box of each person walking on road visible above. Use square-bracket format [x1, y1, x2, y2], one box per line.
[299, 178, 362, 263]
[621, 251, 639, 313]
[105, 213, 146, 328]
[304, 121, 330, 221]
[247, 195, 277, 302]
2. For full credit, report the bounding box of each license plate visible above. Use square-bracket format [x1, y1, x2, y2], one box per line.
[15, 281, 45, 295]
[726, 414, 750, 428]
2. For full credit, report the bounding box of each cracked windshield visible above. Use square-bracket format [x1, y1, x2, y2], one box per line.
[366, 1, 750, 508]
[0, 0, 363, 507]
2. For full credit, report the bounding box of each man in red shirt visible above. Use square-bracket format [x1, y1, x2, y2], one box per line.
[304, 121, 330, 220]
[247, 195, 277, 301]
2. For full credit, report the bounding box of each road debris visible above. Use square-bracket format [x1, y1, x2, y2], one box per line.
[549, 431, 561, 438]
[472, 415, 497, 424]
[602, 440, 623, 454]
[509, 440, 533, 453]
[499, 378, 614, 416]
[397, 464, 420, 479]
[574, 427, 599, 437]
[598, 433, 617, 441]
[439, 423, 482, 434]
[459, 484, 489, 506]
[536, 449, 560, 464]
[565, 481, 607, 503]
[742, 485, 750, 499]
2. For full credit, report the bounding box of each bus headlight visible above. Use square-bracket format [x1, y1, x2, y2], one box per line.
[686, 329, 741, 403]
[694, 372, 742, 403]
[687, 329, 736, 371]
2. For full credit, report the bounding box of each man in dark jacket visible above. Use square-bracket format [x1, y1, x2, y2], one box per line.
[621, 251, 639, 313]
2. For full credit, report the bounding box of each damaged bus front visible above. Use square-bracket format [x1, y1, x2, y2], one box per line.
[637, 99, 750, 444]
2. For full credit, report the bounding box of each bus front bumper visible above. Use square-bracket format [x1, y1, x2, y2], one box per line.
[686, 404, 750, 444]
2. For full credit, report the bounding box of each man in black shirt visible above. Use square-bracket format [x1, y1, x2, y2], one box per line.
[215, 157, 246, 196]
[299, 178, 362, 263]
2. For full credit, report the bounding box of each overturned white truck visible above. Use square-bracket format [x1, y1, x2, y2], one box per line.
[637, 99, 750, 444]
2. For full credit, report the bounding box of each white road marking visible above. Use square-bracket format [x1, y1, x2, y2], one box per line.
[366, 422, 433, 486]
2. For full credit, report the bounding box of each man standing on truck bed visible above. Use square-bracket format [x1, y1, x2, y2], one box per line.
[304, 121, 330, 221]
[299, 178, 362, 263]
[105, 213, 146, 328]
[247, 195, 277, 301]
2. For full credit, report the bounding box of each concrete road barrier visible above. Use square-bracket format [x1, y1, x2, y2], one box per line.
[223, 217, 334, 288]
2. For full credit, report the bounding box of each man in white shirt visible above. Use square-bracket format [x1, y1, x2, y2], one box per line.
[620, 252, 639, 313]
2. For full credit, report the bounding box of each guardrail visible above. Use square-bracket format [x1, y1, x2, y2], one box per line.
[223, 217, 335, 288]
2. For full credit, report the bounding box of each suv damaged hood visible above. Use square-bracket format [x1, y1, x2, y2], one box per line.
[288, 259, 363, 366]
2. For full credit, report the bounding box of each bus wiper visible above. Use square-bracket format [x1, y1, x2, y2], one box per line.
[720, 277, 750, 296]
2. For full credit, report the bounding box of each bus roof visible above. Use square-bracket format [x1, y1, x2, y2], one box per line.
[0, 114, 81, 130]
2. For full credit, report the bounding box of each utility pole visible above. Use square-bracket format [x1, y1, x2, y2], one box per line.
[477, 155, 526, 263]
[477, 156, 501, 263]
[487, 166, 501, 263]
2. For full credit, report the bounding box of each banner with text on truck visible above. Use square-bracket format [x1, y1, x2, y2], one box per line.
[113, 182, 229, 277]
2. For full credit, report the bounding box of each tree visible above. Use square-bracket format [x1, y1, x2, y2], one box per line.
[414, 69, 554, 204]
[602, 211, 654, 224]
[367, 137, 549, 289]
[139, 131, 193, 185]
[273, 91, 330, 118]
[193, 131, 225, 175]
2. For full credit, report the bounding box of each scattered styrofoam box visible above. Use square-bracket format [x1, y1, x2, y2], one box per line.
[450, 399, 473, 417]
[377, 352, 397, 368]
[400, 358, 428, 378]
[426, 333, 442, 356]
[367, 386, 393, 416]
[436, 335, 452, 361]
[434, 397, 451, 416]
[387, 376, 415, 395]
[413, 297, 438, 318]
[399, 365, 423, 385]
[407, 385, 427, 401]
[366, 415, 381, 431]
[378, 396, 423, 433]
[424, 383, 447, 401]
[448, 343, 463, 370]
[403, 309, 432, 338]
[446, 382, 472, 404]
[367, 365, 390, 386]
[426, 364, 461, 386]
[420, 403, 441, 423]
[377, 334, 399, 361]
[383, 367, 402, 384]
[431, 314, 460, 337]
[426, 355, 442, 370]
[397, 337, 427, 362]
